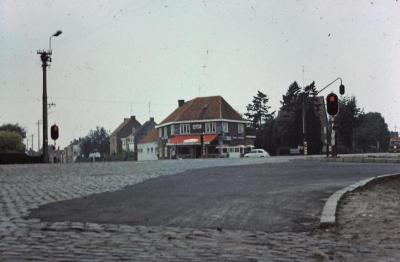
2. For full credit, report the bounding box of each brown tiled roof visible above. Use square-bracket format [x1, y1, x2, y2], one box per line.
[111, 116, 141, 137]
[138, 128, 158, 144]
[160, 96, 244, 125]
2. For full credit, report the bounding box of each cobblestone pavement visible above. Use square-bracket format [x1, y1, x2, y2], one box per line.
[0, 158, 398, 261]
[335, 175, 400, 262]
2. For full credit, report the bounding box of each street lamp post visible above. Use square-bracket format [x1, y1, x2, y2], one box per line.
[37, 30, 62, 163]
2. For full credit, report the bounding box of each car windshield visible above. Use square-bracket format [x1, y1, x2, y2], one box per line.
[1, 1, 400, 261]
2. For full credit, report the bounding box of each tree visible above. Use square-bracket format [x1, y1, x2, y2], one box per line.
[0, 131, 25, 152]
[245, 91, 275, 128]
[273, 81, 322, 154]
[335, 96, 362, 153]
[0, 123, 26, 139]
[80, 127, 110, 158]
[355, 112, 389, 152]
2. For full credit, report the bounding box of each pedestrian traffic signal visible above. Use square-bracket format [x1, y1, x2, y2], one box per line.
[51, 124, 59, 140]
[326, 93, 339, 116]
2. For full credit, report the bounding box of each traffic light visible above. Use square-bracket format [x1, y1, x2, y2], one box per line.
[339, 84, 345, 95]
[326, 93, 339, 116]
[50, 124, 59, 140]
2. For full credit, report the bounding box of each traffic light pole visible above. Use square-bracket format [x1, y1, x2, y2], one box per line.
[302, 93, 308, 155]
[331, 116, 337, 157]
[317, 78, 344, 157]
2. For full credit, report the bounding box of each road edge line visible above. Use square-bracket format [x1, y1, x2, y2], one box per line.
[319, 173, 400, 229]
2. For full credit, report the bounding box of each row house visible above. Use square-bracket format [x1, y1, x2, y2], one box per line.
[156, 96, 254, 159]
[110, 116, 141, 155]
[124, 117, 157, 158]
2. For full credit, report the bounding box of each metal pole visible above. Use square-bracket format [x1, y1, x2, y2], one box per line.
[331, 117, 337, 157]
[302, 93, 308, 155]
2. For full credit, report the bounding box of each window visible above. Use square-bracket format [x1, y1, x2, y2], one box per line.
[147, 148, 149, 153]
[151, 147, 153, 153]
[180, 124, 190, 134]
[163, 126, 168, 138]
[222, 122, 229, 133]
[205, 122, 216, 133]
[158, 128, 162, 138]
[171, 125, 175, 135]
[238, 123, 244, 134]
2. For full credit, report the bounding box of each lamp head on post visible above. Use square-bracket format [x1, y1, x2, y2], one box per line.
[53, 30, 62, 37]
[49, 30, 63, 51]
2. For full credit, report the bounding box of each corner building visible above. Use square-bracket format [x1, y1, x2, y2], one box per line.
[156, 96, 254, 159]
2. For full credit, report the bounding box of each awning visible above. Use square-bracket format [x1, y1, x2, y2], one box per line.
[167, 134, 218, 146]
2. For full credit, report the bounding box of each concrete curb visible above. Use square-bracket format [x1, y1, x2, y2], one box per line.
[308, 157, 400, 164]
[319, 173, 400, 228]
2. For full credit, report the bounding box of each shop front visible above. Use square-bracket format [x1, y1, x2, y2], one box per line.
[167, 134, 219, 159]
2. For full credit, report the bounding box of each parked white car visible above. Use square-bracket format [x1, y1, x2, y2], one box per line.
[244, 149, 270, 158]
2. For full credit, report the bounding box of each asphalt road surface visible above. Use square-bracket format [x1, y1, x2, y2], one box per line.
[29, 161, 400, 232]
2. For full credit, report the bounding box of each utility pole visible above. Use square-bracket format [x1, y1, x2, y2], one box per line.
[31, 134, 34, 153]
[37, 30, 62, 163]
[37, 120, 41, 152]
[37, 50, 50, 163]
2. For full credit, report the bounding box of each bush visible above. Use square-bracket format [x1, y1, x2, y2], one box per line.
[0, 131, 25, 153]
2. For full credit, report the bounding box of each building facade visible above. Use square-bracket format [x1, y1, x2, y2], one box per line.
[156, 96, 253, 159]
[137, 128, 158, 161]
[63, 142, 81, 163]
[109, 116, 141, 155]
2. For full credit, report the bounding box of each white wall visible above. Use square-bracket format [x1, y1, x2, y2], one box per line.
[138, 142, 158, 161]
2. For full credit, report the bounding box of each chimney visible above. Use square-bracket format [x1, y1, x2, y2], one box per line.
[178, 99, 185, 107]
[130, 115, 136, 120]
[150, 117, 154, 122]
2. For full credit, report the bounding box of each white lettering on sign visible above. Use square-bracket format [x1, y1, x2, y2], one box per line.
[192, 124, 202, 130]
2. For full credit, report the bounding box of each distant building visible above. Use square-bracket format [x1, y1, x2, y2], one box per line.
[125, 117, 157, 155]
[137, 128, 159, 161]
[63, 141, 81, 163]
[156, 96, 253, 159]
[110, 116, 141, 155]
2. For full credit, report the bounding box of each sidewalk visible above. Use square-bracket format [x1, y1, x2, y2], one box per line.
[334, 175, 400, 261]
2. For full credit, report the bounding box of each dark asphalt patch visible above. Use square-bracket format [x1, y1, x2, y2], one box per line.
[28, 161, 400, 232]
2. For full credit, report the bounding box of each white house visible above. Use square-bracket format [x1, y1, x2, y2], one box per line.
[137, 128, 158, 161]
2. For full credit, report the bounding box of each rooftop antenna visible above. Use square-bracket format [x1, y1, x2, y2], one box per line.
[148, 101, 152, 118]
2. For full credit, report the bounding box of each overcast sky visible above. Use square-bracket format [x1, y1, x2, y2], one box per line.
[1, 0, 399, 149]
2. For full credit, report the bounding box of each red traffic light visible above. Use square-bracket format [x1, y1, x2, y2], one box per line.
[51, 124, 59, 140]
[326, 93, 339, 116]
